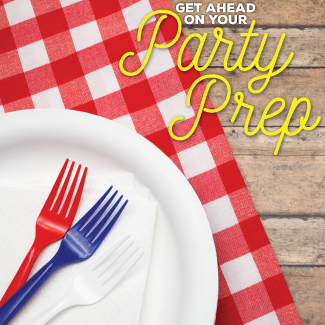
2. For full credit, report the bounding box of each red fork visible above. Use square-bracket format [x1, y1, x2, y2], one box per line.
[0, 159, 87, 306]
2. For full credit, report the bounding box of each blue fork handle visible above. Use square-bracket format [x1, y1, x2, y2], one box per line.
[0, 256, 61, 325]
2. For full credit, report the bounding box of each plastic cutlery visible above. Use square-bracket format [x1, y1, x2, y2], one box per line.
[27, 237, 142, 325]
[0, 187, 128, 325]
[0, 159, 87, 306]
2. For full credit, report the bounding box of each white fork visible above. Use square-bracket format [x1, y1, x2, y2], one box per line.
[26, 237, 142, 325]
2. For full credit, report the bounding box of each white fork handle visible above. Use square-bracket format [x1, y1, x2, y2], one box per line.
[25, 295, 75, 325]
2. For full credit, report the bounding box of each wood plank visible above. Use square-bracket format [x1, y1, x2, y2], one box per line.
[168, 3, 325, 324]
[235, 156, 325, 215]
[224, 127, 325, 156]
[198, 68, 325, 127]
[262, 217, 325, 265]
[281, 267, 325, 324]
[180, 27, 325, 67]
[170, 0, 325, 27]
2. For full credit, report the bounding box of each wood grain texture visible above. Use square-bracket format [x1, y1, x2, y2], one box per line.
[281, 267, 325, 325]
[236, 156, 325, 215]
[262, 217, 325, 265]
[201, 68, 325, 127]
[224, 127, 325, 156]
[170, 0, 325, 322]
[170, 0, 325, 27]
[181, 27, 325, 67]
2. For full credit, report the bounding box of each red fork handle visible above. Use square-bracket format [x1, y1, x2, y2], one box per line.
[0, 242, 42, 306]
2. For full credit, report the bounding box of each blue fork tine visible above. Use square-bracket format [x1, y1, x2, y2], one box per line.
[87, 195, 124, 242]
[78, 186, 113, 226]
[0, 187, 128, 325]
[78, 190, 118, 235]
[94, 200, 128, 245]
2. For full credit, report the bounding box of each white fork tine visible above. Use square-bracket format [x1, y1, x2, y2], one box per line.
[95, 240, 135, 277]
[88, 235, 130, 272]
[99, 246, 139, 285]
[26, 237, 142, 325]
[103, 252, 143, 291]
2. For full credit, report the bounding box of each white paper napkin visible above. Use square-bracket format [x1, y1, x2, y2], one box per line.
[0, 175, 157, 325]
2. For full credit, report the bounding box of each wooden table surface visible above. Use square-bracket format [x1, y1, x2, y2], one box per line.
[169, 1, 325, 323]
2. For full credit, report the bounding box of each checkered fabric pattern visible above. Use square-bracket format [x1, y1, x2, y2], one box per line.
[0, 0, 302, 324]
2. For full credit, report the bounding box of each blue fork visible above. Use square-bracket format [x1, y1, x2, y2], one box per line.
[0, 186, 128, 325]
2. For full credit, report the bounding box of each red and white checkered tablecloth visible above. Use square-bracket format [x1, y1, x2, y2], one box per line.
[0, 0, 302, 323]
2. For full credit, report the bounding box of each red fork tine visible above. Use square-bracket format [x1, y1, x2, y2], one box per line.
[52, 161, 75, 214]
[42, 159, 69, 211]
[66, 167, 88, 221]
[0, 160, 87, 307]
[60, 164, 81, 217]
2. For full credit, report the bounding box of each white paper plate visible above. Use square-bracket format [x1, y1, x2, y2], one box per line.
[0, 109, 218, 325]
